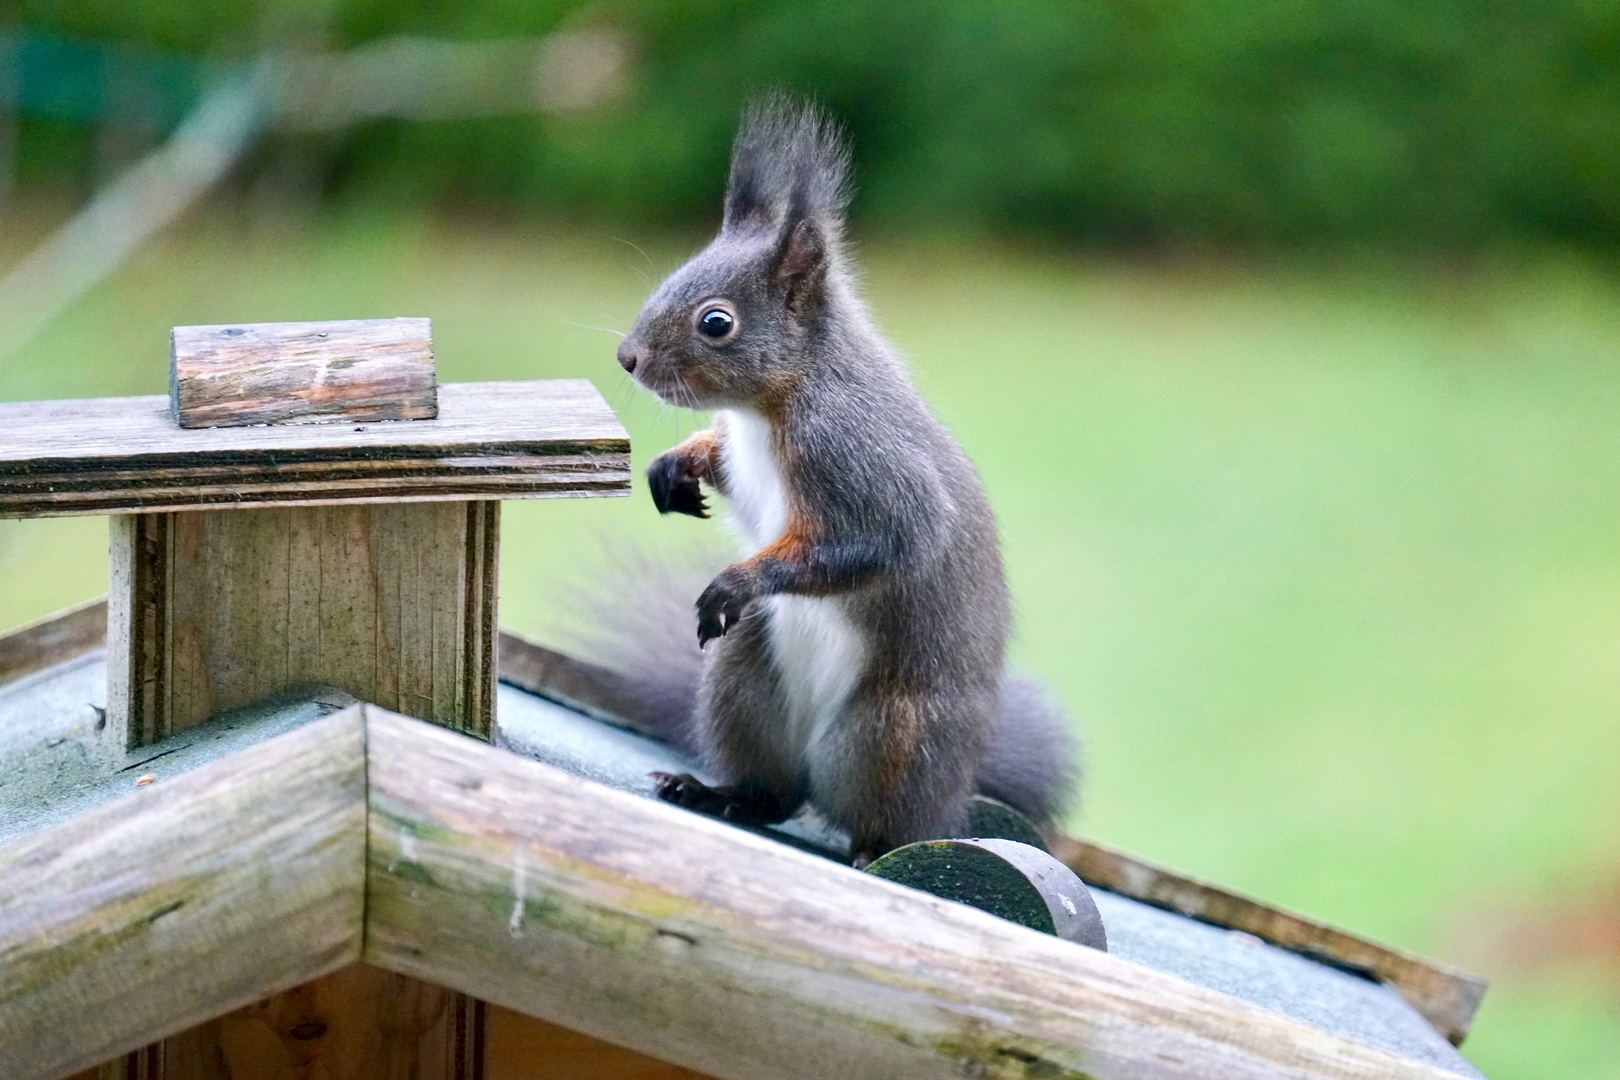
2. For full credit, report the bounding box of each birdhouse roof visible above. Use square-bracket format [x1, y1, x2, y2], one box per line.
[0, 608, 1487, 1079]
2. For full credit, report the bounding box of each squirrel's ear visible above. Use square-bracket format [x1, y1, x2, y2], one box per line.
[771, 215, 828, 313]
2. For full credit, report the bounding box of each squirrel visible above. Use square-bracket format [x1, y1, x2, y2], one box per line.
[606, 95, 1076, 867]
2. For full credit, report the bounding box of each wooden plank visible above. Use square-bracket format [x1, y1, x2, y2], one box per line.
[157, 964, 480, 1080]
[362, 706, 1470, 1080]
[170, 317, 438, 429]
[464, 502, 500, 737]
[88, 1001, 694, 1080]
[496, 634, 1488, 1048]
[0, 595, 107, 687]
[497, 629, 670, 737]
[488, 1007, 716, 1080]
[109, 503, 498, 747]
[1049, 834, 1489, 1047]
[0, 707, 367, 1080]
[0, 380, 629, 518]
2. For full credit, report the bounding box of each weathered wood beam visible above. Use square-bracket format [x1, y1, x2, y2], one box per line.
[170, 317, 438, 429]
[495, 632, 1488, 1046]
[0, 707, 366, 1080]
[0, 596, 106, 687]
[0, 379, 629, 518]
[362, 707, 1468, 1080]
[1050, 835, 1488, 1046]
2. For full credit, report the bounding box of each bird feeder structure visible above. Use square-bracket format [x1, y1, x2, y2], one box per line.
[1, 320, 1489, 1080]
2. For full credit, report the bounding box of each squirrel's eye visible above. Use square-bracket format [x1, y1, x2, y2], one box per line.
[698, 308, 735, 339]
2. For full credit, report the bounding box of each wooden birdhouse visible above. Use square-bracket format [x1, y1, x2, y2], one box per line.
[1, 320, 1489, 1080]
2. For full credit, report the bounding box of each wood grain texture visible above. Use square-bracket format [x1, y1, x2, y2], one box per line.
[109, 502, 497, 747]
[158, 965, 481, 1080]
[496, 633, 1487, 1049]
[0, 707, 366, 1080]
[0, 380, 629, 518]
[171, 318, 438, 429]
[362, 707, 1470, 1080]
[0, 595, 107, 687]
[108, 514, 168, 748]
[487, 1007, 717, 1080]
[1050, 834, 1489, 1047]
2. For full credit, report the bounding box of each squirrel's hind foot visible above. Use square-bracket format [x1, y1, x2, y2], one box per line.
[650, 772, 793, 827]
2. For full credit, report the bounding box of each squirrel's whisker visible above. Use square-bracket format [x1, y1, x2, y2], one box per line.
[612, 237, 657, 286]
[572, 322, 628, 338]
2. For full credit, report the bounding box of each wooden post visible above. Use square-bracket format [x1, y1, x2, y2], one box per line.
[109, 500, 498, 745]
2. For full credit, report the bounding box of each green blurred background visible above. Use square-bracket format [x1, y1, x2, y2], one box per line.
[2, 4, 1617, 1076]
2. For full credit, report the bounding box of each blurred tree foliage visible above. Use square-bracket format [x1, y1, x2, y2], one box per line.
[10, 0, 1620, 246]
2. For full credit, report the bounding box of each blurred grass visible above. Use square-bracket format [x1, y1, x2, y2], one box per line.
[1, 204, 1617, 1076]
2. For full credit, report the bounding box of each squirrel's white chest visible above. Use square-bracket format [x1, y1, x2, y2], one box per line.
[718, 409, 788, 549]
[718, 410, 867, 745]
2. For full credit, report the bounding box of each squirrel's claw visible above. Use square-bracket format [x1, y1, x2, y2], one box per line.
[650, 771, 792, 826]
[670, 486, 710, 519]
[648, 451, 711, 518]
[650, 771, 700, 803]
[695, 571, 750, 647]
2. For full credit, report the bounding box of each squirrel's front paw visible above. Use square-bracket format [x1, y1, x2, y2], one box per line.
[695, 568, 753, 646]
[648, 449, 710, 518]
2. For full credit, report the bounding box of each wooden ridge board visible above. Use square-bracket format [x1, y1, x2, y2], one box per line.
[0, 379, 629, 517]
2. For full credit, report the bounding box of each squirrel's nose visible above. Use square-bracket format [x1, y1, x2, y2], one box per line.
[616, 342, 640, 375]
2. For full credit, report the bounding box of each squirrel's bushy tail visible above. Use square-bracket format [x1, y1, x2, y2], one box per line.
[552, 544, 715, 759]
[981, 672, 1080, 827]
[555, 545, 1081, 827]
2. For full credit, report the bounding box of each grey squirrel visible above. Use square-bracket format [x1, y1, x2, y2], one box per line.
[606, 95, 1077, 867]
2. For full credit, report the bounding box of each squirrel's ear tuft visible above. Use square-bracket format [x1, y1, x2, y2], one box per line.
[723, 92, 851, 244]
